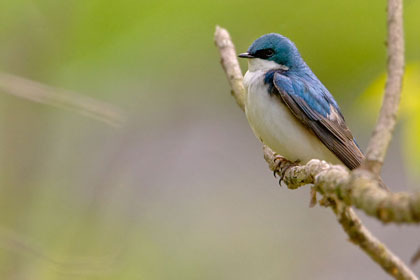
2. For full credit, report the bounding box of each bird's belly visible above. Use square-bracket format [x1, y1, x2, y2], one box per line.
[244, 71, 341, 165]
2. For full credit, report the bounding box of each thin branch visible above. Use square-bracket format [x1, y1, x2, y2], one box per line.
[363, 0, 405, 175]
[214, 26, 246, 112]
[0, 72, 126, 127]
[337, 207, 417, 280]
[215, 26, 417, 280]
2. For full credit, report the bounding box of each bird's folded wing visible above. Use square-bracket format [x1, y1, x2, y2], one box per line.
[273, 72, 364, 170]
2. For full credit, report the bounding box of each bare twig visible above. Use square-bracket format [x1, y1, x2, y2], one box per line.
[0, 226, 116, 275]
[215, 26, 417, 280]
[337, 207, 417, 280]
[363, 0, 405, 175]
[214, 26, 246, 112]
[0, 72, 125, 127]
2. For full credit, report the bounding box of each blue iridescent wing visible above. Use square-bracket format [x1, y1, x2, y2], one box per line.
[272, 72, 364, 169]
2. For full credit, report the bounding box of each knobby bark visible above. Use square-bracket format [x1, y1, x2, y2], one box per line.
[261, 147, 420, 224]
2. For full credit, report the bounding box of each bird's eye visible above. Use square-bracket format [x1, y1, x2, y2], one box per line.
[255, 49, 275, 59]
[264, 49, 274, 57]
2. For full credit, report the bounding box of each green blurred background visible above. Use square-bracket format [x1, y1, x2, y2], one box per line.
[0, 0, 419, 279]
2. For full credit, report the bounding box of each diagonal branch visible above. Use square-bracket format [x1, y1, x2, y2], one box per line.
[214, 26, 246, 112]
[0, 72, 125, 127]
[363, 0, 405, 175]
[336, 207, 416, 280]
[214, 26, 417, 280]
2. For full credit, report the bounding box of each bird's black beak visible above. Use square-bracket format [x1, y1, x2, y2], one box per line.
[238, 52, 255, 58]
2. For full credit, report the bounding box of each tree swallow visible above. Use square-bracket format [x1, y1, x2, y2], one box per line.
[239, 33, 365, 171]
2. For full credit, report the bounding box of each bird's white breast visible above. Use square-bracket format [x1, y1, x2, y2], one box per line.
[243, 61, 341, 165]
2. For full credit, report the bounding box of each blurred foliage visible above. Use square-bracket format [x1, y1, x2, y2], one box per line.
[0, 0, 419, 279]
[360, 63, 420, 180]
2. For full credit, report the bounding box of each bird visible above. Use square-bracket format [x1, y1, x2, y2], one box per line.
[239, 33, 386, 188]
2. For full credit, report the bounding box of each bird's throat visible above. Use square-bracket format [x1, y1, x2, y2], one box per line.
[248, 58, 288, 72]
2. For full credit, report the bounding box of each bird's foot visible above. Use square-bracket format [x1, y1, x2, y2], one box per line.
[273, 155, 300, 186]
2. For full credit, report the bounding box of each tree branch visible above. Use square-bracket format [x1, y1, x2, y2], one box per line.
[214, 25, 417, 280]
[263, 147, 420, 224]
[214, 26, 246, 112]
[363, 0, 405, 175]
[337, 207, 416, 280]
[0, 72, 125, 127]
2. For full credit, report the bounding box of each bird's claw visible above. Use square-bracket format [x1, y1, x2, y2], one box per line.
[272, 155, 300, 186]
[272, 155, 285, 178]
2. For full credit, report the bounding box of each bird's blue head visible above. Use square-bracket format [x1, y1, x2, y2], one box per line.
[239, 33, 303, 69]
